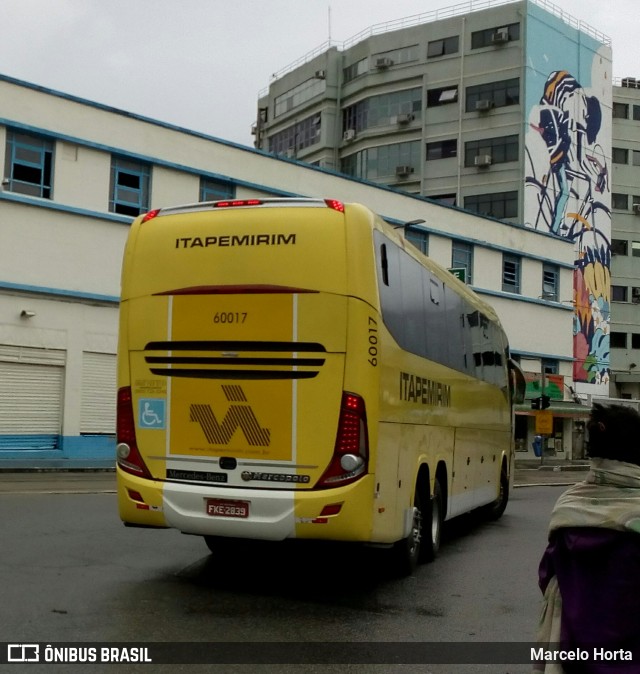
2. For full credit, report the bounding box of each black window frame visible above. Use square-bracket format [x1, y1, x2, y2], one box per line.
[427, 35, 459, 58]
[426, 139, 457, 161]
[471, 23, 520, 49]
[465, 78, 520, 112]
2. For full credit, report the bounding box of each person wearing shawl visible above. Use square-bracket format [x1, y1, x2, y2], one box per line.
[534, 403, 640, 673]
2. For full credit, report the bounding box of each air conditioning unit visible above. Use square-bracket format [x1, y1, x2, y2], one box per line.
[396, 113, 414, 124]
[632, 203, 640, 215]
[314, 69, 326, 79]
[343, 129, 356, 142]
[376, 57, 393, 69]
[475, 99, 494, 112]
[395, 165, 414, 177]
[474, 154, 492, 167]
[491, 28, 509, 44]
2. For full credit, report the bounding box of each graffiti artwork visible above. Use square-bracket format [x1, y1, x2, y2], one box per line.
[525, 70, 610, 386]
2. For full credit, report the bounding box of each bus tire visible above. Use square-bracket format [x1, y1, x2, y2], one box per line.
[420, 477, 443, 563]
[485, 467, 509, 521]
[392, 489, 424, 576]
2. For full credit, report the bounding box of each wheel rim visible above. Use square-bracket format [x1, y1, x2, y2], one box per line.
[410, 506, 422, 556]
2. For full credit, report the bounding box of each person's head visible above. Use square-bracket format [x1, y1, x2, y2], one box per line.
[587, 402, 640, 466]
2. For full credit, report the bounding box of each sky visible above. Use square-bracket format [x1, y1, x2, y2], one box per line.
[1, 0, 638, 148]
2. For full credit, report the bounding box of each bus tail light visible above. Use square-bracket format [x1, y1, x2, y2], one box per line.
[116, 387, 152, 479]
[317, 392, 368, 489]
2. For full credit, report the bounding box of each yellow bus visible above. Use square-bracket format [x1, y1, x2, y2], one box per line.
[116, 198, 525, 574]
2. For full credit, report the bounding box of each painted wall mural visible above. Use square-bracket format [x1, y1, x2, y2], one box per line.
[525, 70, 610, 387]
[523, 6, 612, 394]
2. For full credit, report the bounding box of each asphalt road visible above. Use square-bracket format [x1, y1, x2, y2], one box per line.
[0, 470, 579, 673]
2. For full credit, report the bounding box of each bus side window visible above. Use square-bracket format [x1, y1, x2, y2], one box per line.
[381, 244, 389, 286]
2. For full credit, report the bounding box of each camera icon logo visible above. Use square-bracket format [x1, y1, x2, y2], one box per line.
[7, 644, 40, 663]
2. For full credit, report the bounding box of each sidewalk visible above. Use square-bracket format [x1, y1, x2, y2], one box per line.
[0, 466, 589, 493]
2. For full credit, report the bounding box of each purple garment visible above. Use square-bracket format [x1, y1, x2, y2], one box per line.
[539, 526, 640, 673]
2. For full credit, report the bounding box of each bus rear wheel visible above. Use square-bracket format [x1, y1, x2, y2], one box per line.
[421, 478, 442, 563]
[392, 478, 442, 575]
[485, 467, 509, 521]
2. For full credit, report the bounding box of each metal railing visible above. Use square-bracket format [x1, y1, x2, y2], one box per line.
[262, 0, 611, 90]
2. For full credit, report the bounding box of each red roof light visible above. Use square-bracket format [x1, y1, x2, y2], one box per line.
[214, 199, 262, 208]
[324, 199, 345, 213]
[141, 209, 161, 223]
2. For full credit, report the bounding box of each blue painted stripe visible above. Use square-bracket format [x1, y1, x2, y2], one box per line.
[0, 435, 116, 469]
[0, 279, 119, 304]
[0, 434, 59, 450]
[0, 189, 131, 224]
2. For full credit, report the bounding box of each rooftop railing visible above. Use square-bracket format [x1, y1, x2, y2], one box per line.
[262, 0, 610, 91]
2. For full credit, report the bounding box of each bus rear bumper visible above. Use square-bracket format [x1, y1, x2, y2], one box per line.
[119, 469, 378, 542]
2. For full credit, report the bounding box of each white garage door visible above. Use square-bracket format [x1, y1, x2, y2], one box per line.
[0, 346, 65, 451]
[80, 351, 116, 434]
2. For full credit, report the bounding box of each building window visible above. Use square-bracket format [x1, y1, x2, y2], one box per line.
[632, 151, 640, 167]
[632, 333, 640, 348]
[464, 135, 518, 166]
[451, 240, 473, 284]
[632, 288, 640, 304]
[613, 102, 629, 119]
[109, 157, 150, 217]
[269, 113, 322, 155]
[465, 78, 519, 112]
[426, 139, 457, 161]
[427, 85, 458, 107]
[274, 78, 325, 117]
[612, 147, 629, 164]
[612, 285, 628, 302]
[427, 36, 459, 58]
[464, 191, 518, 219]
[471, 23, 520, 48]
[430, 193, 456, 206]
[612, 193, 629, 210]
[343, 89, 422, 133]
[343, 58, 368, 83]
[405, 228, 428, 255]
[374, 45, 419, 66]
[200, 177, 235, 202]
[541, 358, 558, 375]
[4, 130, 54, 199]
[634, 105, 640, 121]
[612, 238, 629, 255]
[542, 264, 559, 301]
[502, 254, 521, 294]
[633, 242, 640, 257]
[610, 332, 627, 349]
[340, 141, 420, 181]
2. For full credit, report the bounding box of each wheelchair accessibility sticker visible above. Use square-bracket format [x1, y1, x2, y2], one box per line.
[139, 399, 166, 429]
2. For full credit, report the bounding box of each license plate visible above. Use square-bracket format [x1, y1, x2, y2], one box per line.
[205, 498, 249, 519]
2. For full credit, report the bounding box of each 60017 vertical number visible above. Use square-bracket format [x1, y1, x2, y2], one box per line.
[368, 317, 378, 366]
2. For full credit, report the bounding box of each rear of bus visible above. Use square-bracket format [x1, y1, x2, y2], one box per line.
[116, 198, 381, 546]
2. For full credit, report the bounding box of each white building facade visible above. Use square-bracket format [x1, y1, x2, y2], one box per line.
[0, 70, 576, 468]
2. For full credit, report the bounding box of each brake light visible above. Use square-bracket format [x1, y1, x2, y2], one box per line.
[141, 209, 161, 223]
[324, 199, 345, 213]
[317, 392, 368, 488]
[214, 199, 262, 208]
[116, 387, 152, 479]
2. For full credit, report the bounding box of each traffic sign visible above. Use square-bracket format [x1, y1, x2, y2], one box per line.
[535, 410, 553, 435]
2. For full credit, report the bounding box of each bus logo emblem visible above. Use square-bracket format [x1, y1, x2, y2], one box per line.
[190, 385, 271, 446]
